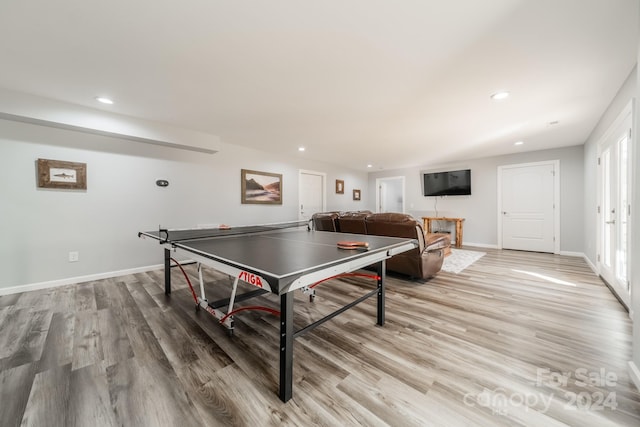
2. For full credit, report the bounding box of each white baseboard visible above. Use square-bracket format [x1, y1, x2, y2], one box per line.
[463, 242, 499, 249]
[462, 245, 591, 259]
[629, 361, 640, 392]
[582, 255, 598, 274]
[0, 264, 163, 296]
[559, 250, 584, 257]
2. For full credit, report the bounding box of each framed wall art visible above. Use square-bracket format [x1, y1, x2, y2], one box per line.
[241, 169, 282, 204]
[353, 189, 361, 201]
[335, 179, 344, 194]
[37, 158, 87, 190]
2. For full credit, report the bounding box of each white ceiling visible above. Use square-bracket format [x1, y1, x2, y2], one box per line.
[1, 0, 638, 171]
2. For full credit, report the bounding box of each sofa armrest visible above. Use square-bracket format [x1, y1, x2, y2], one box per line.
[425, 233, 451, 251]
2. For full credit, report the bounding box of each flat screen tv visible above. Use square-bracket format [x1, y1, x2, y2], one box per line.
[422, 169, 471, 196]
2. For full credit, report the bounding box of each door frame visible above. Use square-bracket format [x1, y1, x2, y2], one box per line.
[375, 176, 405, 213]
[497, 160, 560, 254]
[595, 100, 633, 308]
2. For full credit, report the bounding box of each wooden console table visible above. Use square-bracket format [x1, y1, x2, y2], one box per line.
[422, 217, 465, 248]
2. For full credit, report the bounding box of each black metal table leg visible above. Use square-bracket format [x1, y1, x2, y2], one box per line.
[164, 248, 172, 295]
[376, 260, 385, 326]
[279, 292, 294, 402]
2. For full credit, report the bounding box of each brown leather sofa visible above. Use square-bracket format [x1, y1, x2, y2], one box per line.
[311, 211, 449, 280]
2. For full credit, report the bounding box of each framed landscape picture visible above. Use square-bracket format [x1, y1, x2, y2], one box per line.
[241, 169, 282, 204]
[353, 189, 361, 201]
[335, 179, 344, 194]
[37, 158, 87, 190]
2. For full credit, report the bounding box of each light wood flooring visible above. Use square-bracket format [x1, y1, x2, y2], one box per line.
[1, 248, 639, 426]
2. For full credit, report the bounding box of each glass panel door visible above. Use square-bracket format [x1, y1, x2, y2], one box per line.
[616, 135, 629, 288]
[599, 117, 631, 307]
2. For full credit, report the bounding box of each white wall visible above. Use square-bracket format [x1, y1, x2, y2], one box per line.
[630, 35, 640, 392]
[0, 118, 367, 291]
[327, 170, 370, 213]
[586, 57, 640, 394]
[573, 63, 639, 389]
[367, 145, 584, 252]
[582, 66, 637, 264]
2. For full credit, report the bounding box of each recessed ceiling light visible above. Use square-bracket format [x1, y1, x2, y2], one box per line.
[514, 141, 524, 146]
[96, 97, 114, 105]
[490, 91, 510, 100]
[298, 147, 305, 152]
[367, 164, 373, 168]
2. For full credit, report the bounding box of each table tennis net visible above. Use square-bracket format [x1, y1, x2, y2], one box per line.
[155, 220, 311, 243]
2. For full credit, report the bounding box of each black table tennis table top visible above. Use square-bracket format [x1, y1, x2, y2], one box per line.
[140, 224, 417, 294]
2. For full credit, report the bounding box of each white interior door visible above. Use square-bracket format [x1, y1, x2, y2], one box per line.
[498, 161, 558, 253]
[598, 110, 631, 307]
[376, 176, 405, 213]
[299, 170, 325, 221]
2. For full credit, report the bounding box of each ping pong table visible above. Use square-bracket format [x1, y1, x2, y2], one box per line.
[138, 221, 417, 402]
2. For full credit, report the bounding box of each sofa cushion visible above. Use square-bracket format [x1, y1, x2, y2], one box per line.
[365, 213, 424, 242]
[311, 212, 340, 232]
[337, 211, 371, 234]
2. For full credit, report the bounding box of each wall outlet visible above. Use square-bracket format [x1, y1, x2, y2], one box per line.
[69, 251, 79, 262]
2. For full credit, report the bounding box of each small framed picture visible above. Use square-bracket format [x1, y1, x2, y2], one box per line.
[353, 189, 361, 201]
[335, 179, 344, 194]
[37, 158, 87, 190]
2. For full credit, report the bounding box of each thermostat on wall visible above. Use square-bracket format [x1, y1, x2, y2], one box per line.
[156, 179, 169, 187]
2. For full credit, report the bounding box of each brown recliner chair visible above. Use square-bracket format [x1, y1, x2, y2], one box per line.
[311, 212, 341, 232]
[337, 210, 371, 234]
[365, 213, 449, 280]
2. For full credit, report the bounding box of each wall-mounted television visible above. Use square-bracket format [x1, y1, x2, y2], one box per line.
[422, 169, 471, 196]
